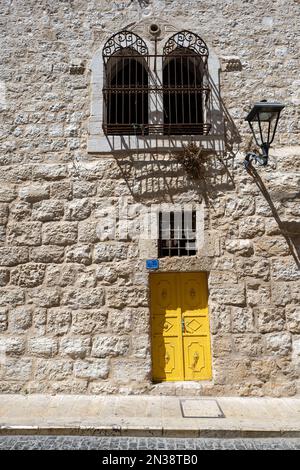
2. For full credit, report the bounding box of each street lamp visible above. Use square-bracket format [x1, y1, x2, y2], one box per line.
[244, 100, 285, 168]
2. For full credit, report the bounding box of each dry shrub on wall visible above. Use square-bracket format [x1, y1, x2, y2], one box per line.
[175, 142, 216, 181]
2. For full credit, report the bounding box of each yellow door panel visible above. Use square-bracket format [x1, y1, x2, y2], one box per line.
[183, 337, 212, 380]
[152, 314, 181, 337]
[183, 315, 210, 336]
[180, 272, 212, 380]
[150, 273, 179, 315]
[151, 273, 183, 381]
[180, 272, 208, 313]
[150, 272, 212, 382]
[152, 336, 184, 381]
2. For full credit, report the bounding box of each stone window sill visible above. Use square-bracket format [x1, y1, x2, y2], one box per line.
[87, 133, 225, 154]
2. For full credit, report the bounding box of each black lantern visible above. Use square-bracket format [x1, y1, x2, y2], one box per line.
[244, 100, 285, 168]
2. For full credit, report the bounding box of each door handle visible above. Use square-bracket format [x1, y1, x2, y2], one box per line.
[181, 318, 185, 334]
[192, 351, 199, 369]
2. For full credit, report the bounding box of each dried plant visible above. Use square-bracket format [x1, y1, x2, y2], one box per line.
[175, 142, 215, 180]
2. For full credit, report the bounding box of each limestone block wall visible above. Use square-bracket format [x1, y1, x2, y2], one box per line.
[0, 0, 299, 396]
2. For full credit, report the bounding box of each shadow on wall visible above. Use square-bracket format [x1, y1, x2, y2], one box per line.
[246, 164, 300, 269]
[113, 72, 241, 204]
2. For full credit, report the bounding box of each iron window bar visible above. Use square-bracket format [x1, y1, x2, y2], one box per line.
[102, 123, 211, 136]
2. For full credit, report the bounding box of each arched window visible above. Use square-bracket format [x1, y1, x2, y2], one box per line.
[102, 31, 149, 135]
[163, 31, 210, 135]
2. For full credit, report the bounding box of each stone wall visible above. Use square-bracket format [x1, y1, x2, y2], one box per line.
[0, 0, 299, 396]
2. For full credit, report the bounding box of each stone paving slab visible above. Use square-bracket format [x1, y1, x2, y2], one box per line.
[0, 395, 299, 437]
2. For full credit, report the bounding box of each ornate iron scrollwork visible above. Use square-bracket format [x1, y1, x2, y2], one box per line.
[103, 30, 149, 63]
[163, 30, 209, 57]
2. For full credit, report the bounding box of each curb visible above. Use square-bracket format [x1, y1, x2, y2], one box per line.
[1, 426, 300, 438]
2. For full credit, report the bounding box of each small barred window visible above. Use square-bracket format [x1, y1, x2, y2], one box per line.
[158, 210, 197, 258]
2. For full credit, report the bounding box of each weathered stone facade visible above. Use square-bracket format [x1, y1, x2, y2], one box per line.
[0, 0, 299, 396]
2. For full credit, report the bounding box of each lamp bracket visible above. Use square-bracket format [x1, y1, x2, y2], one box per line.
[244, 151, 277, 170]
[243, 151, 267, 169]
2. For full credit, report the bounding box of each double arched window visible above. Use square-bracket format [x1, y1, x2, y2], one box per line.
[102, 30, 210, 136]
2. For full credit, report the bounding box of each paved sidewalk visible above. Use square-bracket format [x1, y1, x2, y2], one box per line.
[0, 395, 299, 437]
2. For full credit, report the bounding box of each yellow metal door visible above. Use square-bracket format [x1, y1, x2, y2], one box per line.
[150, 272, 212, 382]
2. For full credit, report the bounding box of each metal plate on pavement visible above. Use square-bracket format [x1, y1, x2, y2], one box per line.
[180, 399, 225, 418]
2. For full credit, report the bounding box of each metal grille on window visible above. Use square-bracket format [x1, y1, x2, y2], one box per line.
[102, 30, 149, 135]
[102, 30, 211, 136]
[163, 31, 211, 135]
[158, 211, 197, 258]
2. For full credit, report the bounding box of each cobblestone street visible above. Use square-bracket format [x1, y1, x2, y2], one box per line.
[0, 436, 299, 450]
